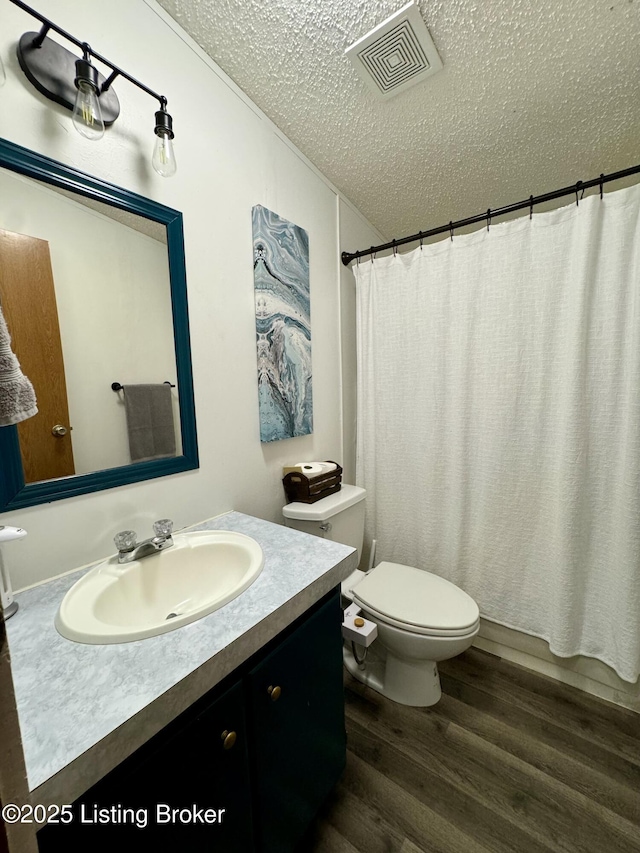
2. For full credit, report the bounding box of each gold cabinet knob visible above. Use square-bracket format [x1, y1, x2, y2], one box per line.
[51, 424, 68, 437]
[221, 730, 237, 750]
[267, 685, 281, 702]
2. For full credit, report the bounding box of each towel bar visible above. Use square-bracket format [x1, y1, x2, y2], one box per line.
[111, 381, 175, 392]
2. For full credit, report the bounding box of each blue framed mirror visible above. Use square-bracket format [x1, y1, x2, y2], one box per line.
[0, 138, 198, 510]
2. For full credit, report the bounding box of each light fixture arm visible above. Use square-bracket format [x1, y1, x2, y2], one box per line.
[101, 69, 120, 95]
[31, 22, 50, 49]
[9, 0, 168, 111]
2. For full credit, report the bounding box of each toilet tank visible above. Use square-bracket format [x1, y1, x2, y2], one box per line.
[282, 484, 366, 563]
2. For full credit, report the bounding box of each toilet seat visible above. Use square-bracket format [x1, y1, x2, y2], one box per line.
[352, 561, 480, 637]
[353, 600, 480, 637]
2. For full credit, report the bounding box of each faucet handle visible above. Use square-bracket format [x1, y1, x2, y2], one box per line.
[114, 530, 137, 552]
[153, 519, 173, 538]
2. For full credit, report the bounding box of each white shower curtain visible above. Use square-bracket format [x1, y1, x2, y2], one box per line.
[354, 184, 640, 683]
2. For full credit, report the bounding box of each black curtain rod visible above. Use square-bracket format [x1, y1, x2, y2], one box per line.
[341, 163, 640, 266]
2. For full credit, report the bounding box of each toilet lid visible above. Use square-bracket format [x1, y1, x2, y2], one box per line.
[352, 561, 479, 632]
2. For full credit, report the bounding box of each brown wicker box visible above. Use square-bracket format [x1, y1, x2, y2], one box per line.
[282, 461, 343, 504]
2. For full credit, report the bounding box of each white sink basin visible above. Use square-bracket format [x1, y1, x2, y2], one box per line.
[55, 531, 264, 644]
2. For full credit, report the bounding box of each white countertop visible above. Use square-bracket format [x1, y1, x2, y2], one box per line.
[6, 512, 356, 806]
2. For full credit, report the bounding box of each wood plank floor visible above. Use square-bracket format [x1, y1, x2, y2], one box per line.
[298, 648, 640, 853]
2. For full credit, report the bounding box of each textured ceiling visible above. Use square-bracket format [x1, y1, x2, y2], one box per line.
[157, 0, 640, 241]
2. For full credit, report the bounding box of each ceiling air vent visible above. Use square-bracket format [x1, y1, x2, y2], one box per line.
[346, 1, 443, 100]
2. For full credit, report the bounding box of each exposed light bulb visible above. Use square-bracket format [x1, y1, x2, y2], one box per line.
[152, 107, 177, 177]
[73, 80, 104, 139]
[152, 131, 177, 177]
[72, 58, 104, 141]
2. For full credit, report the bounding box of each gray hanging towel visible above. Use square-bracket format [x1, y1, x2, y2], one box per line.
[0, 305, 38, 426]
[123, 383, 176, 462]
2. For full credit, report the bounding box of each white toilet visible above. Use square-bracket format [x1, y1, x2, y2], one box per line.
[283, 484, 480, 707]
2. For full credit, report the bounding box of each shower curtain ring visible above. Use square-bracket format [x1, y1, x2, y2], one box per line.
[420, 231, 424, 249]
[370, 246, 375, 262]
[393, 240, 398, 256]
[529, 195, 534, 220]
[449, 221, 454, 241]
[575, 181, 583, 206]
[600, 173, 604, 200]
[486, 209, 491, 232]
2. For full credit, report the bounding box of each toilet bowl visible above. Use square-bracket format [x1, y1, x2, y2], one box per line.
[343, 561, 479, 706]
[282, 484, 479, 707]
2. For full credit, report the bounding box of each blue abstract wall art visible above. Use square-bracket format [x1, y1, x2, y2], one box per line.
[252, 205, 313, 442]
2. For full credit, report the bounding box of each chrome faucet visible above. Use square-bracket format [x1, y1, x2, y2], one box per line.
[114, 519, 174, 564]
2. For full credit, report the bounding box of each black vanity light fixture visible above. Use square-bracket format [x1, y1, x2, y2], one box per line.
[10, 0, 177, 176]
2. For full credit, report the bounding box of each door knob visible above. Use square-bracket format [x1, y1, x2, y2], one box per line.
[221, 730, 237, 750]
[51, 424, 68, 437]
[267, 685, 281, 702]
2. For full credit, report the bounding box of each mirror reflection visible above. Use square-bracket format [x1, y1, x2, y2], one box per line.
[0, 168, 182, 484]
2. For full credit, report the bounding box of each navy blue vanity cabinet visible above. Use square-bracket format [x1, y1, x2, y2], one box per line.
[247, 592, 346, 851]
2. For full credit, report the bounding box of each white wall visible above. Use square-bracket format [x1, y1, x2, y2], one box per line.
[0, 0, 378, 589]
[0, 171, 179, 473]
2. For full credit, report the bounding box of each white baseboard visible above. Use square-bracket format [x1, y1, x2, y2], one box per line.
[474, 619, 640, 713]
